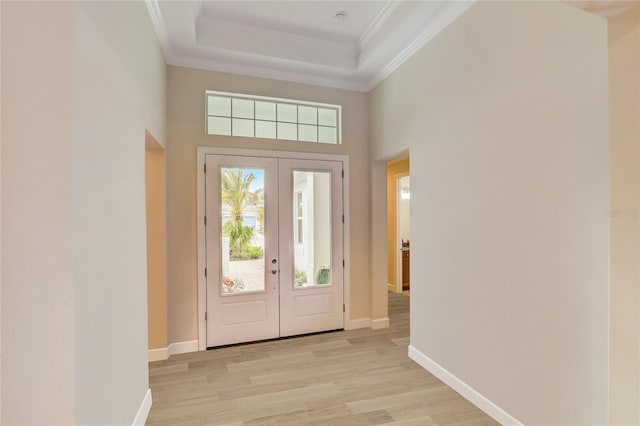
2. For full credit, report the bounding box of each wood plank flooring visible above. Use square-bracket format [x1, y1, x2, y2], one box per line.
[146, 293, 498, 426]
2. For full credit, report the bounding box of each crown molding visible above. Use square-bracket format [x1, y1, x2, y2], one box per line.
[166, 52, 370, 92]
[145, 0, 171, 59]
[367, 1, 474, 91]
[357, 1, 400, 50]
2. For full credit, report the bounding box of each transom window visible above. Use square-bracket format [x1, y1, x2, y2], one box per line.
[206, 91, 341, 144]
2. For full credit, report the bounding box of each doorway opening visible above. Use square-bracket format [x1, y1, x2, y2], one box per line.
[397, 175, 410, 294]
[145, 131, 168, 361]
[386, 157, 410, 295]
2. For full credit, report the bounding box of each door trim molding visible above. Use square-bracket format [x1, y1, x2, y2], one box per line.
[196, 147, 350, 351]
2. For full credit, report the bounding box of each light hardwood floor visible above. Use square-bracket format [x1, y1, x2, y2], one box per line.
[147, 293, 498, 425]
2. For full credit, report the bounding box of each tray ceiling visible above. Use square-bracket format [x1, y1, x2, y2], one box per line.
[146, 0, 634, 92]
[146, 0, 473, 92]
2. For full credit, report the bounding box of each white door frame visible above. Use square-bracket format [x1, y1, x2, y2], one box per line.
[196, 147, 350, 351]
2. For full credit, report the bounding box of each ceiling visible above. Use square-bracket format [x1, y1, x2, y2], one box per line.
[147, 0, 635, 93]
[146, 0, 473, 92]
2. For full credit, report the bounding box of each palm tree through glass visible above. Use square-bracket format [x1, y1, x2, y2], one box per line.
[220, 167, 265, 294]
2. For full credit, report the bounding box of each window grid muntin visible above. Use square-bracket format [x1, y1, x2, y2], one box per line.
[206, 91, 341, 144]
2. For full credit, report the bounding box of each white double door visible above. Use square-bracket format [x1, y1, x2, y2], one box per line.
[205, 154, 344, 347]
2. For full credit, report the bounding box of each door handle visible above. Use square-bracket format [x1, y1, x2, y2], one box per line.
[270, 269, 278, 275]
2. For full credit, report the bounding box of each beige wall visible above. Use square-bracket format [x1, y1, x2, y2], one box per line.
[2, 1, 166, 423]
[146, 136, 168, 351]
[72, 2, 166, 423]
[167, 66, 371, 344]
[370, 1, 609, 424]
[370, 160, 389, 322]
[608, 4, 640, 424]
[1, 3, 76, 423]
[386, 159, 409, 289]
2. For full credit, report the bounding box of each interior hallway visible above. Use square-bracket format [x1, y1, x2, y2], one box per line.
[146, 293, 497, 425]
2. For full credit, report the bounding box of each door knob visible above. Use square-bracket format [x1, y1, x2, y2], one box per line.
[270, 269, 278, 275]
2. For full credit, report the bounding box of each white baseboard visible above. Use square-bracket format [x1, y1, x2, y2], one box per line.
[345, 317, 390, 330]
[148, 340, 198, 362]
[408, 345, 522, 425]
[345, 317, 371, 330]
[148, 347, 168, 362]
[371, 317, 390, 329]
[132, 388, 152, 426]
[168, 340, 199, 356]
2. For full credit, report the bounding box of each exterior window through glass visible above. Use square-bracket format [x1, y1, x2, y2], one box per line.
[293, 170, 332, 288]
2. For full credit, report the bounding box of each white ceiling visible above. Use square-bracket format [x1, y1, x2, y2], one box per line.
[200, 1, 388, 44]
[147, 0, 635, 93]
[146, 0, 473, 92]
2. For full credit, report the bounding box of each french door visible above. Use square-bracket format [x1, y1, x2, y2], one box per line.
[204, 154, 344, 347]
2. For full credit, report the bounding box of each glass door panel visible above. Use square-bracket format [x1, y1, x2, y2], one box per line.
[205, 155, 279, 347]
[292, 170, 332, 289]
[278, 159, 344, 337]
[220, 167, 266, 294]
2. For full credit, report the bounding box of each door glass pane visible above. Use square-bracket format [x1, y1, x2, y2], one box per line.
[292, 170, 332, 288]
[220, 167, 265, 294]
